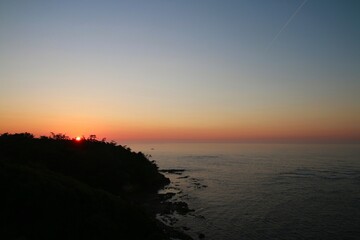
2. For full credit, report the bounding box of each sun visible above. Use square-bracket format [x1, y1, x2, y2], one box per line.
[75, 136, 81, 141]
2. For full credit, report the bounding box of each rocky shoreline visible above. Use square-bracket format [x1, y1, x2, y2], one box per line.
[0, 133, 207, 240]
[0, 133, 199, 240]
[145, 169, 207, 240]
[142, 191, 194, 240]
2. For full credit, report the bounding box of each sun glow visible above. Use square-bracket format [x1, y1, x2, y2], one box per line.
[75, 136, 81, 141]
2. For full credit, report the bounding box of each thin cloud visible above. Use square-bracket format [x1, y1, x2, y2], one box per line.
[268, 0, 308, 49]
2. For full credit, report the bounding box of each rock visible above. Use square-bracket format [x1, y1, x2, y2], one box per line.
[159, 192, 176, 201]
[160, 169, 185, 175]
[178, 175, 189, 179]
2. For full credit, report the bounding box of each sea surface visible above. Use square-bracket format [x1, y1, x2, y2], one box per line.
[129, 143, 360, 240]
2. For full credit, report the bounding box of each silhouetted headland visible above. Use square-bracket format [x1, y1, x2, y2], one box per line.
[0, 133, 193, 240]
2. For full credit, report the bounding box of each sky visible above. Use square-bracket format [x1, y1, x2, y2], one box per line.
[1, 0, 359, 143]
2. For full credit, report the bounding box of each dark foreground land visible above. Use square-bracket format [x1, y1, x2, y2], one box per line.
[0, 133, 192, 240]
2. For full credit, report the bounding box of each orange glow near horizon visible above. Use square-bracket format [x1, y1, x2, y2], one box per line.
[0, 98, 359, 143]
[0, 115, 359, 143]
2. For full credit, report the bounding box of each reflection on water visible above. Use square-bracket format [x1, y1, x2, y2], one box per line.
[130, 143, 360, 240]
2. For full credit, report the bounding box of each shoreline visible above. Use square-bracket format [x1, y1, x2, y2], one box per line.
[141, 191, 194, 240]
[143, 168, 207, 240]
[137, 168, 195, 240]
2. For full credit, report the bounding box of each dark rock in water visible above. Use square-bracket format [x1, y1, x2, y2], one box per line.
[160, 169, 186, 174]
[172, 201, 194, 215]
[159, 215, 178, 226]
[164, 186, 181, 191]
[182, 226, 191, 231]
[178, 175, 189, 179]
[198, 233, 205, 239]
[159, 192, 176, 202]
[158, 201, 194, 215]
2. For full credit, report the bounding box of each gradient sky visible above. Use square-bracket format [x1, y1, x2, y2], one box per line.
[1, 0, 359, 142]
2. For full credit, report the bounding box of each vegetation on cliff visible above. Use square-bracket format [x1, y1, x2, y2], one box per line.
[0, 133, 171, 240]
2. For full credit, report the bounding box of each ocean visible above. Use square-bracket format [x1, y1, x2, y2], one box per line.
[129, 143, 360, 240]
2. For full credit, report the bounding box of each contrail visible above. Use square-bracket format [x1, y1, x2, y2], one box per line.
[268, 0, 308, 49]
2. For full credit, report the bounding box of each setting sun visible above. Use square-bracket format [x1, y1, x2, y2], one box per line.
[75, 136, 81, 141]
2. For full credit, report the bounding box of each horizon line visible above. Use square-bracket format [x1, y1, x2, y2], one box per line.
[2, 132, 359, 145]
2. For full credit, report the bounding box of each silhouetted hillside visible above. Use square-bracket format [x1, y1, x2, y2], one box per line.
[0, 133, 171, 240]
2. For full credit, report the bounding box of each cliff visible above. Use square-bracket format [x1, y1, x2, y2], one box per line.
[0, 133, 173, 240]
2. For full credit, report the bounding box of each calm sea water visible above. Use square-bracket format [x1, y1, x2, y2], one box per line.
[129, 143, 360, 240]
